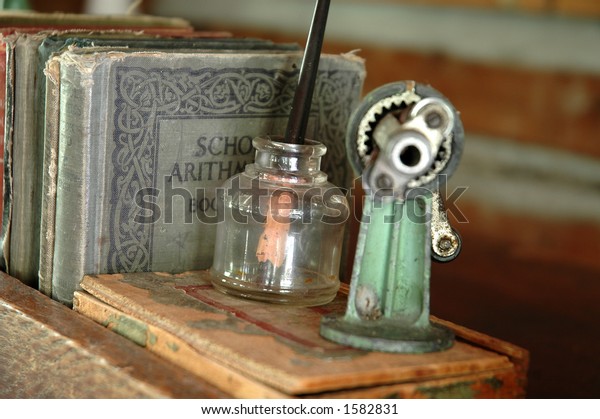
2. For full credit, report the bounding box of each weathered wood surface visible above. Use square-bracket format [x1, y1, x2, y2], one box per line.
[78, 270, 526, 397]
[0, 272, 227, 398]
[432, 316, 529, 394]
[75, 290, 526, 398]
[319, 369, 523, 398]
[73, 290, 288, 399]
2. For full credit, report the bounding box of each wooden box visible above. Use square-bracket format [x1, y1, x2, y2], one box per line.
[72, 270, 529, 398]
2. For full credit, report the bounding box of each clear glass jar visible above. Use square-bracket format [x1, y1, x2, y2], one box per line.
[210, 135, 348, 306]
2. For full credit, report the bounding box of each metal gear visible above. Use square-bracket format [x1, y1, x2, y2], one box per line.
[346, 81, 464, 194]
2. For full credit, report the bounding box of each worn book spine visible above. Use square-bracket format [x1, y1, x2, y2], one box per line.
[0, 41, 6, 229]
[52, 54, 108, 303]
[0, 37, 16, 272]
[0, 30, 38, 275]
[0, 31, 29, 256]
[38, 58, 61, 297]
[0, 32, 39, 271]
[51, 50, 365, 305]
[6, 34, 48, 286]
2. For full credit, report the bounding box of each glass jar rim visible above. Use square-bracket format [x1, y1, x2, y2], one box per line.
[253, 135, 327, 158]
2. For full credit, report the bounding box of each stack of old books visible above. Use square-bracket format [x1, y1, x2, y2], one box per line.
[0, 10, 366, 305]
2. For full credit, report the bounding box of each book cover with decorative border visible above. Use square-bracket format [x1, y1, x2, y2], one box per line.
[51, 50, 365, 304]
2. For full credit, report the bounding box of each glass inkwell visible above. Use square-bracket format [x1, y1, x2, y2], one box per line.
[210, 0, 346, 306]
[210, 136, 347, 306]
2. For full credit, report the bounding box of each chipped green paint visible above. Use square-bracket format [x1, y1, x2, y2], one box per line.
[105, 314, 148, 347]
[148, 332, 158, 346]
[417, 381, 476, 399]
[320, 195, 454, 353]
[484, 376, 504, 390]
[167, 341, 180, 352]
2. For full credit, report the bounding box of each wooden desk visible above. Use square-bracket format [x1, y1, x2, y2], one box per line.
[0, 271, 528, 398]
[0, 272, 224, 398]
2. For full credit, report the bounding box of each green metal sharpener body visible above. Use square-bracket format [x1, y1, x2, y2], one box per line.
[320, 81, 463, 353]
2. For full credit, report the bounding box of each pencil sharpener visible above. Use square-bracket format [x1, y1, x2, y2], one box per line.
[320, 81, 464, 352]
[211, 135, 348, 306]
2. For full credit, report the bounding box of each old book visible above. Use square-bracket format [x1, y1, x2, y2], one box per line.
[4, 32, 184, 286]
[74, 271, 529, 398]
[1, 31, 239, 281]
[2, 32, 49, 286]
[0, 14, 195, 278]
[33, 34, 297, 296]
[48, 48, 365, 305]
[0, 270, 226, 398]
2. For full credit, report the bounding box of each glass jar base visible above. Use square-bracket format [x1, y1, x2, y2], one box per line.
[210, 272, 339, 307]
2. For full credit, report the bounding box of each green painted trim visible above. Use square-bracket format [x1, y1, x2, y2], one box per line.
[484, 376, 504, 391]
[417, 381, 476, 399]
[104, 314, 149, 348]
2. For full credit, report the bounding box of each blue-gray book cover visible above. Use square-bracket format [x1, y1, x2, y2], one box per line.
[49, 49, 365, 304]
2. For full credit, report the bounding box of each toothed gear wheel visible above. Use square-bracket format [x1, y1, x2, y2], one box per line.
[346, 81, 464, 192]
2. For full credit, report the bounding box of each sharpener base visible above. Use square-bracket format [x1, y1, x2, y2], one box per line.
[320, 315, 454, 353]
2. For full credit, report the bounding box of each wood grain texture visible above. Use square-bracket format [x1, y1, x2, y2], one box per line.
[73, 291, 289, 399]
[78, 270, 525, 397]
[77, 287, 524, 398]
[432, 316, 528, 396]
[317, 369, 522, 398]
[0, 272, 227, 398]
